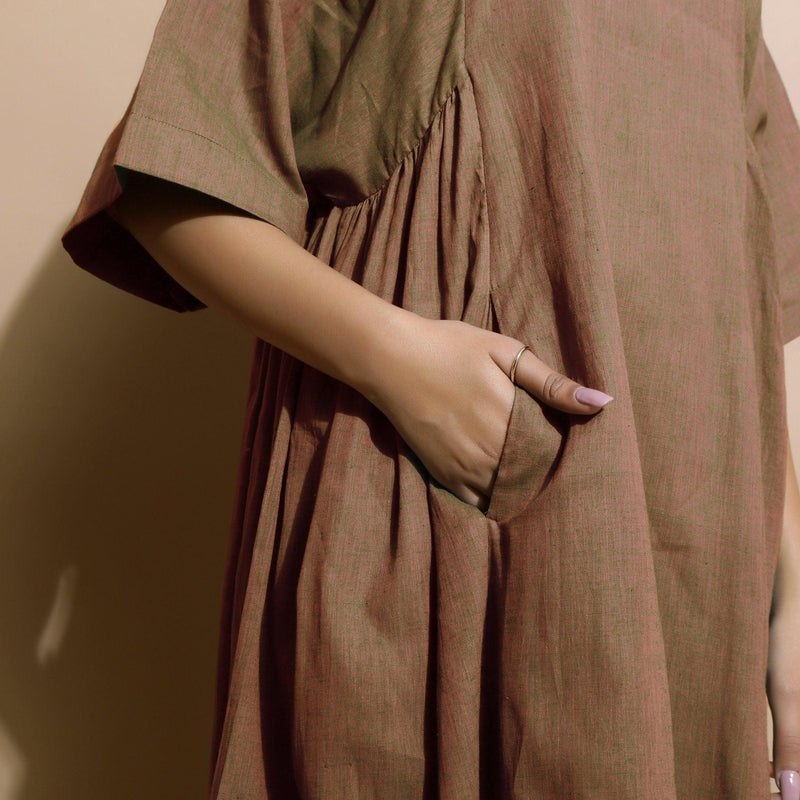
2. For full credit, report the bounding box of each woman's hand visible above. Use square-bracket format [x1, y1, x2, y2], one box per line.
[769, 601, 800, 798]
[768, 439, 800, 799]
[364, 315, 612, 510]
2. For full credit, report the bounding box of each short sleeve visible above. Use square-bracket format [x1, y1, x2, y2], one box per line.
[746, 32, 800, 344]
[61, 0, 310, 312]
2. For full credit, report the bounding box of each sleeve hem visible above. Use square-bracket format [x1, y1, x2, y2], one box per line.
[62, 112, 311, 314]
[117, 112, 310, 244]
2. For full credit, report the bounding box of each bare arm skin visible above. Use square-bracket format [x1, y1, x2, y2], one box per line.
[769, 436, 800, 798]
[113, 173, 610, 510]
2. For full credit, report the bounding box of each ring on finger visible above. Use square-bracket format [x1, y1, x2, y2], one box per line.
[508, 345, 530, 385]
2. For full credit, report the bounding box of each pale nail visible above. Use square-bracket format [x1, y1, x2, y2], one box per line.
[779, 770, 800, 800]
[574, 387, 614, 408]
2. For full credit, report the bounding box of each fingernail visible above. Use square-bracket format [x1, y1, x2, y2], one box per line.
[574, 387, 614, 408]
[779, 770, 800, 800]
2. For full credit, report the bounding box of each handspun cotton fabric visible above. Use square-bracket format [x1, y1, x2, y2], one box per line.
[62, 1, 800, 797]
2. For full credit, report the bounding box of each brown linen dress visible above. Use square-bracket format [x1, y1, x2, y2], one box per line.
[62, 0, 800, 797]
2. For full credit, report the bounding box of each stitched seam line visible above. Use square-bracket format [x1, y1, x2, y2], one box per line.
[339, 2, 468, 209]
[131, 112, 239, 157]
[463, 0, 493, 294]
[124, 111, 309, 223]
[336, 77, 467, 210]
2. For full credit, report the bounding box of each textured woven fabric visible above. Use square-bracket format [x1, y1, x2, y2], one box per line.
[62, 1, 800, 797]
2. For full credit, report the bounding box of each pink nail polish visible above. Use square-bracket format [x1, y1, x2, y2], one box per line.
[574, 387, 614, 408]
[779, 770, 800, 800]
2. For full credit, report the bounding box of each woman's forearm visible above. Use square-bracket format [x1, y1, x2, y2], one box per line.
[113, 173, 412, 405]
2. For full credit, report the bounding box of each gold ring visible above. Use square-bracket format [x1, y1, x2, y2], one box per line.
[509, 345, 530, 385]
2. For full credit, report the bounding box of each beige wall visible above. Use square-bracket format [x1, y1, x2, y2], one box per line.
[766, 3, 800, 456]
[0, 2, 250, 798]
[0, 2, 798, 798]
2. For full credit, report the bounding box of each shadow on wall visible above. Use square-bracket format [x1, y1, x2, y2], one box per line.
[0, 229, 254, 799]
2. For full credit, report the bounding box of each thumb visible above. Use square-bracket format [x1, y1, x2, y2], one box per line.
[508, 346, 613, 415]
[772, 702, 800, 799]
[769, 608, 800, 800]
[773, 720, 800, 800]
[777, 769, 800, 800]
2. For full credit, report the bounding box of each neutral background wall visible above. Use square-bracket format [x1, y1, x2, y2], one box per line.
[0, 2, 798, 799]
[0, 2, 249, 798]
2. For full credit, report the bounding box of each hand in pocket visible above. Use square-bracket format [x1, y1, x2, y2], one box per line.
[369, 316, 613, 510]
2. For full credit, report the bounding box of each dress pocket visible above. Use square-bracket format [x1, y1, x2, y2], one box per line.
[484, 384, 567, 524]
